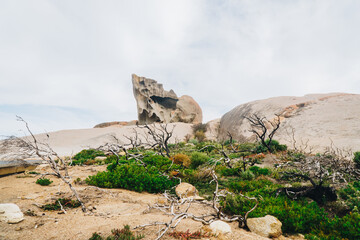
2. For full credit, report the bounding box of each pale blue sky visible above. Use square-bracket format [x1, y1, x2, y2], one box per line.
[1, 0, 360, 136]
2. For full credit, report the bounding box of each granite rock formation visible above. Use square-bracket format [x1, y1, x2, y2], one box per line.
[218, 93, 360, 152]
[132, 74, 202, 124]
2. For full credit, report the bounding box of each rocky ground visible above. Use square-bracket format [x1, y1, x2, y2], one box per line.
[0, 164, 300, 240]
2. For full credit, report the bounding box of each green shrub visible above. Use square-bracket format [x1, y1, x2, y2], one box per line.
[256, 140, 287, 153]
[339, 181, 360, 211]
[36, 178, 53, 186]
[306, 212, 360, 239]
[224, 194, 327, 234]
[86, 163, 179, 193]
[226, 179, 277, 194]
[70, 149, 105, 165]
[249, 166, 271, 176]
[142, 154, 182, 172]
[89, 225, 144, 240]
[240, 169, 255, 180]
[188, 139, 198, 145]
[354, 152, 360, 169]
[42, 198, 81, 211]
[219, 167, 241, 176]
[224, 178, 360, 239]
[190, 152, 209, 169]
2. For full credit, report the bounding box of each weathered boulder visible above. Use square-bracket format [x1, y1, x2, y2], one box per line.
[132, 74, 202, 124]
[0, 203, 24, 224]
[175, 182, 203, 200]
[209, 220, 232, 234]
[247, 215, 282, 238]
[205, 118, 220, 141]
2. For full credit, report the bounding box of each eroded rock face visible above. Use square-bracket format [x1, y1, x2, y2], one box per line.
[132, 74, 202, 124]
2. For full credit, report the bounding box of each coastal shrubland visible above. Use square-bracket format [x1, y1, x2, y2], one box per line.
[69, 127, 360, 239]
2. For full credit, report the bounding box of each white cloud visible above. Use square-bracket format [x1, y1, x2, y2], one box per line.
[1, 0, 360, 134]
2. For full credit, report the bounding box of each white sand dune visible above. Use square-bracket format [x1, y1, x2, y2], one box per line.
[1, 123, 193, 160]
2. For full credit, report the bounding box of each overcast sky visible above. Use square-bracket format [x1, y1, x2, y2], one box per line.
[1, 0, 360, 136]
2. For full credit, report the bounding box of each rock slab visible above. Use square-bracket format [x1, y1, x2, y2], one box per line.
[209, 220, 232, 234]
[247, 215, 282, 238]
[0, 203, 24, 224]
[132, 74, 202, 124]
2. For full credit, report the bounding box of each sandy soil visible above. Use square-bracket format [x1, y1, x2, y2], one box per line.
[0, 164, 273, 240]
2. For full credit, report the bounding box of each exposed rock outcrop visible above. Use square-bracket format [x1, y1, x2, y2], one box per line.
[219, 93, 360, 152]
[132, 74, 202, 124]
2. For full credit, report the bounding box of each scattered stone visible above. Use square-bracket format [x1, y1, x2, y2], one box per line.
[209, 220, 232, 234]
[132, 74, 202, 124]
[0, 203, 24, 224]
[247, 215, 282, 238]
[175, 182, 199, 198]
[24, 209, 37, 216]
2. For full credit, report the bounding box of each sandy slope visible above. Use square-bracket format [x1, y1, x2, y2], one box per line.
[0, 123, 193, 161]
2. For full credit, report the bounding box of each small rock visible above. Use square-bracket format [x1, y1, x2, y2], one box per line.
[247, 215, 282, 238]
[209, 220, 232, 234]
[0, 203, 24, 224]
[175, 182, 198, 198]
[95, 156, 107, 161]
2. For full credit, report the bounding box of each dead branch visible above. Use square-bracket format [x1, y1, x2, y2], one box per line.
[245, 113, 281, 153]
[137, 123, 175, 158]
[136, 166, 258, 239]
[8, 116, 86, 212]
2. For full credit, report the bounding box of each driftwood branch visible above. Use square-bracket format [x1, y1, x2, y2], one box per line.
[8, 116, 86, 212]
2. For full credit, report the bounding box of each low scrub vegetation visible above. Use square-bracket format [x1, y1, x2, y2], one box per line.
[41, 198, 81, 211]
[70, 149, 107, 165]
[36, 178, 53, 186]
[72, 134, 360, 239]
[89, 225, 144, 240]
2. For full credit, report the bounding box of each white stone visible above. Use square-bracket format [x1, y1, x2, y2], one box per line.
[0, 203, 24, 224]
[209, 220, 232, 234]
[247, 215, 282, 238]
